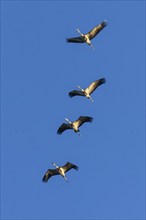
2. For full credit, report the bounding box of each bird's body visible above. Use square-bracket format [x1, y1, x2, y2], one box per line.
[57, 116, 93, 135]
[66, 20, 107, 49]
[42, 162, 79, 182]
[69, 78, 106, 102]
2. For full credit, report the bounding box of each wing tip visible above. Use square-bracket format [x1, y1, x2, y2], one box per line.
[68, 92, 73, 97]
[102, 20, 108, 27]
[42, 176, 48, 183]
[81, 116, 93, 122]
[75, 165, 79, 171]
[100, 78, 106, 84]
[90, 117, 93, 122]
[70, 162, 79, 171]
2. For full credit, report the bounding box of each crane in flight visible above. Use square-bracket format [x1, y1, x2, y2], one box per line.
[66, 20, 107, 49]
[69, 78, 106, 102]
[57, 116, 93, 135]
[42, 162, 79, 182]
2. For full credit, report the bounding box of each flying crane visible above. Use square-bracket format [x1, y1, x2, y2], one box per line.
[66, 20, 107, 49]
[42, 162, 79, 182]
[69, 78, 106, 102]
[57, 116, 93, 135]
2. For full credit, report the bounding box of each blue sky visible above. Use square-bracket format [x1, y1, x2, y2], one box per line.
[1, 1, 145, 219]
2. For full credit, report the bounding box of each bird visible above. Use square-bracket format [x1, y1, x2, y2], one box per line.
[66, 20, 107, 49]
[68, 78, 106, 102]
[42, 162, 79, 182]
[57, 116, 93, 135]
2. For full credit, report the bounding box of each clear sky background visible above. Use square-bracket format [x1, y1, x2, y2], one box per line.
[1, 1, 145, 219]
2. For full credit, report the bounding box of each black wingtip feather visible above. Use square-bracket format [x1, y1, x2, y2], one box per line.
[81, 116, 93, 123]
[74, 165, 79, 171]
[99, 78, 106, 85]
[70, 163, 79, 171]
[101, 20, 108, 27]
[89, 117, 93, 122]
[68, 92, 73, 97]
[42, 176, 48, 183]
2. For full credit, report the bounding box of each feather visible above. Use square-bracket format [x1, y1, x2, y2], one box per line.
[66, 36, 85, 43]
[57, 123, 72, 134]
[62, 162, 79, 173]
[42, 169, 59, 182]
[68, 90, 85, 97]
[85, 78, 106, 95]
[87, 20, 107, 40]
[74, 116, 93, 128]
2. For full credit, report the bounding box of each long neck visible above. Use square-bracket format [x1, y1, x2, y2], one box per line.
[52, 162, 59, 169]
[65, 118, 72, 124]
[76, 85, 84, 92]
[76, 28, 83, 36]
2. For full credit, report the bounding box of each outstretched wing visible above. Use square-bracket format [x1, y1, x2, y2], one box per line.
[42, 169, 59, 182]
[85, 78, 106, 95]
[62, 162, 79, 173]
[86, 21, 107, 40]
[66, 36, 85, 43]
[68, 90, 85, 97]
[74, 116, 93, 128]
[57, 123, 72, 134]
